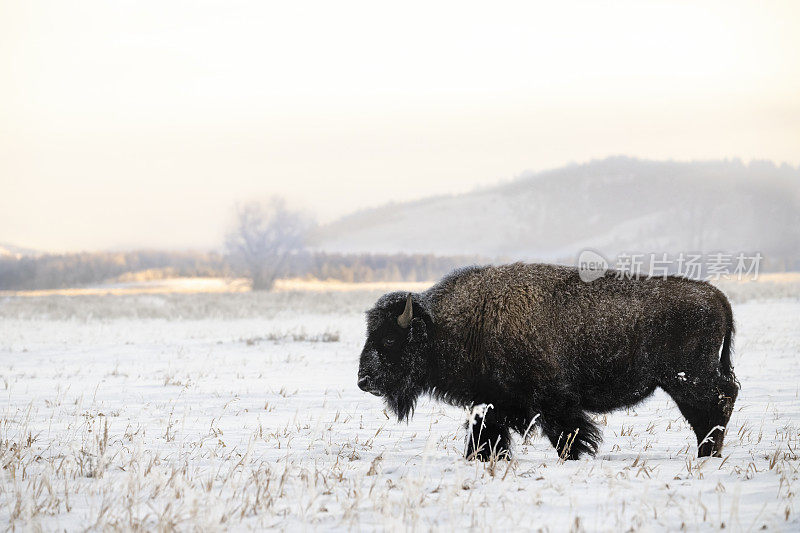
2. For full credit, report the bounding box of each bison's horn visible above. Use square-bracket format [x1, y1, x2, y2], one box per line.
[397, 293, 413, 328]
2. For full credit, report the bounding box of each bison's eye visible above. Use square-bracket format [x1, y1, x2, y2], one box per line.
[382, 338, 396, 348]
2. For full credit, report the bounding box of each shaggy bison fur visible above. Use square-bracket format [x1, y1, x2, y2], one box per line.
[357, 263, 739, 460]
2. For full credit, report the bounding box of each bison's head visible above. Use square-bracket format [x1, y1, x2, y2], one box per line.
[357, 292, 433, 420]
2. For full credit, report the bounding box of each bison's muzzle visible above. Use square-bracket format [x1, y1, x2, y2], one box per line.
[357, 375, 381, 396]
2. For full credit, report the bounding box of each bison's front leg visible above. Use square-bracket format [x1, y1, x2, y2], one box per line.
[662, 372, 739, 457]
[465, 407, 511, 461]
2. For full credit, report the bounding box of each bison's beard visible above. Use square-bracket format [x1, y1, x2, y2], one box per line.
[384, 384, 423, 422]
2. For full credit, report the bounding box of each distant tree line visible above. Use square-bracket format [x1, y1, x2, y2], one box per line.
[287, 252, 484, 283]
[3, 248, 797, 291]
[0, 250, 483, 290]
[0, 251, 231, 290]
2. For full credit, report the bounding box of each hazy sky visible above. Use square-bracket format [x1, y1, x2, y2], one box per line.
[1, 1, 799, 251]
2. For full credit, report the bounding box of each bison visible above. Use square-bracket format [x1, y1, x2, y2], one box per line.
[357, 263, 739, 460]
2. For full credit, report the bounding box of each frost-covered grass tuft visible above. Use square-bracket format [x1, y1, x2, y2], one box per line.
[0, 292, 798, 530]
[243, 329, 341, 345]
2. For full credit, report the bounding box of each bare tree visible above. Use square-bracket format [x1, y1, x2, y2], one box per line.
[225, 197, 310, 291]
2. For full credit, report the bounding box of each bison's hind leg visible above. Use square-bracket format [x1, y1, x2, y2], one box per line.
[663, 374, 739, 457]
[539, 408, 602, 460]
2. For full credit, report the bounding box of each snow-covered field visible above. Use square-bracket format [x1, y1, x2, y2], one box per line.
[1, 286, 798, 531]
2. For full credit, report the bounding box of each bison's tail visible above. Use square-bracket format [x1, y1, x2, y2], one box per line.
[719, 295, 735, 379]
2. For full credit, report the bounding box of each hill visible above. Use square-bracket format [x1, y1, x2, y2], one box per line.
[312, 157, 800, 265]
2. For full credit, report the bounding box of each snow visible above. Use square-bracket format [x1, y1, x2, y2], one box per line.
[0, 290, 798, 530]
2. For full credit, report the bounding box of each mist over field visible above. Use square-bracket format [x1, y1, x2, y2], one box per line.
[3, 156, 799, 292]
